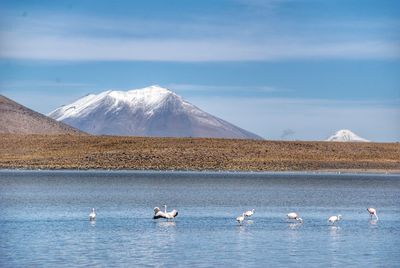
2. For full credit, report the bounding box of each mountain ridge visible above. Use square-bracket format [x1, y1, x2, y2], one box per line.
[0, 95, 85, 135]
[49, 85, 262, 139]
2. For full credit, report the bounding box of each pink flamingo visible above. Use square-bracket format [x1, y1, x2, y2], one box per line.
[367, 208, 378, 220]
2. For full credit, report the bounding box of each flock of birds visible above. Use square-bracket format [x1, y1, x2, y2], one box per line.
[237, 208, 379, 225]
[87, 206, 379, 225]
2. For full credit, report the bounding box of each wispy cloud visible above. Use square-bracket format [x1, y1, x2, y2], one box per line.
[0, 80, 94, 89]
[1, 31, 398, 61]
[234, 0, 293, 11]
[166, 84, 279, 93]
[0, 6, 399, 62]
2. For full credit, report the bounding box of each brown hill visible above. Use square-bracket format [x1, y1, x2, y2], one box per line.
[0, 95, 84, 135]
[0, 134, 399, 172]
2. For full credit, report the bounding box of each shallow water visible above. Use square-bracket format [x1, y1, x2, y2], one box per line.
[0, 170, 399, 267]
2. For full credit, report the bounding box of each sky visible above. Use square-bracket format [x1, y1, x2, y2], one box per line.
[0, 0, 399, 141]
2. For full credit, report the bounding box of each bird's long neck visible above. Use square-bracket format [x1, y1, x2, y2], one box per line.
[164, 205, 167, 213]
[375, 213, 379, 220]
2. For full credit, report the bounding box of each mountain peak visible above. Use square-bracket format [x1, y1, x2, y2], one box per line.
[125, 85, 174, 95]
[143, 84, 171, 92]
[104, 85, 177, 106]
[48, 86, 262, 139]
[326, 129, 370, 142]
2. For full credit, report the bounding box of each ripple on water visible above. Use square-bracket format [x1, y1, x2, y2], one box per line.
[0, 170, 399, 267]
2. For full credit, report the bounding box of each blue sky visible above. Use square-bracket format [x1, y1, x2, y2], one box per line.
[0, 0, 399, 141]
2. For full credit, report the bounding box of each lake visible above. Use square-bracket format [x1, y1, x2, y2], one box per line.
[1, 170, 399, 267]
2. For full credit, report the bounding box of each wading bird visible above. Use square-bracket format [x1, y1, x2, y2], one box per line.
[236, 213, 245, 225]
[287, 212, 303, 223]
[89, 208, 96, 221]
[328, 214, 342, 225]
[153, 204, 178, 220]
[367, 208, 378, 220]
[244, 209, 255, 217]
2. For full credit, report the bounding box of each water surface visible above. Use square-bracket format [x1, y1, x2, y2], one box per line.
[1, 170, 399, 267]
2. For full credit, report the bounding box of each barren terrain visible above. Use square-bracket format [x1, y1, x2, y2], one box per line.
[1, 134, 399, 172]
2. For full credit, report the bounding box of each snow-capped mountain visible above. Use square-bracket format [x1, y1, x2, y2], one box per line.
[326, 129, 370, 142]
[48, 85, 262, 139]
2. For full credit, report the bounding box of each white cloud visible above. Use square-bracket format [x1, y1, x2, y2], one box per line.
[0, 80, 94, 89]
[1, 8, 399, 62]
[1, 31, 399, 61]
[166, 84, 279, 93]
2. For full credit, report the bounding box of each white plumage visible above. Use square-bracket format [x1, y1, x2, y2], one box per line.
[287, 212, 303, 223]
[89, 208, 96, 221]
[367, 208, 378, 220]
[153, 205, 178, 220]
[328, 214, 342, 224]
[244, 209, 255, 217]
[236, 213, 245, 224]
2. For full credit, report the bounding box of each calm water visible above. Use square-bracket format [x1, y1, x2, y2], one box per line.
[0, 170, 399, 267]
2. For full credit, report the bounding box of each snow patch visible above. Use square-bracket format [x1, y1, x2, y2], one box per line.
[326, 129, 370, 142]
[48, 85, 262, 139]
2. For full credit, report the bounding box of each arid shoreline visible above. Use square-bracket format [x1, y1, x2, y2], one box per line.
[1, 134, 399, 172]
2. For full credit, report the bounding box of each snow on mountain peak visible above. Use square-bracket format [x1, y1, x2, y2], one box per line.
[48, 85, 262, 139]
[49, 85, 178, 121]
[326, 129, 370, 142]
[108, 85, 176, 105]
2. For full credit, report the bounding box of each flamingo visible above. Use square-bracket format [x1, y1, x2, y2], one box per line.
[287, 212, 303, 223]
[244, 209, 255, 217]
[328, 214, 342, 225]
[236, 213, 245, 224]
[89, 208, 96, 221]
[367, 208, 378, 220]
[153, 204, 178, 220]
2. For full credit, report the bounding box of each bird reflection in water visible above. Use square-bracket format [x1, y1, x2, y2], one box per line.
[369, 219, 378, 226]
[157, 221, 176, 228]
[329, 225, 341, 237]
[288, 223, 302, 230]
[235, 224, 247, 234]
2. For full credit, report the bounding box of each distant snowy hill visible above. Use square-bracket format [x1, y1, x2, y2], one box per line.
[48, 85, 262, 139]
[326, 129, 370, 142]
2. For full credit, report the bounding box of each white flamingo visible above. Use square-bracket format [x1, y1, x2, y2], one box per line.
[236, 213, 245, 224]
[328, 214, 342, 225]
[287, 212, 303, 223]
[367, 208, 378, 220]
[244, 209, 255, 217]
[153, 204, 178, 220]
[89, 208, 96, 221]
